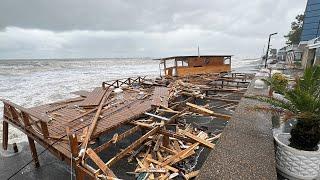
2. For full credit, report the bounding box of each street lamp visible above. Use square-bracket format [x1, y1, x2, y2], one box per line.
[265, 32, 278, 68]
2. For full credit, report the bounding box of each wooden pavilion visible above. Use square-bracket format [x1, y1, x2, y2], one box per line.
[157, 55, 232, 77]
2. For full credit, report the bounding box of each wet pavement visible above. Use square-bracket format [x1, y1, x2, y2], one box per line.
[0, 142, 72, 180]
[197, 78, 278, 180]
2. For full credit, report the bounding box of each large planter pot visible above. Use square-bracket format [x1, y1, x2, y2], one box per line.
[274, 133, 320, 179]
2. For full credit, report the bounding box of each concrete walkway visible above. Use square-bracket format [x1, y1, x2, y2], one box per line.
[197, 78, 277, 180]
[0, 142, 72, 180]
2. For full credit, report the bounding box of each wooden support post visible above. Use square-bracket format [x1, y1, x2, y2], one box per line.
[66, 127, 84, 180]
[74, 166, 85, 180]
[2, 121, 8, 150]
[40, 121, 50, 139]
[66, 127, 78, 157]
[27, 136, 40, 168]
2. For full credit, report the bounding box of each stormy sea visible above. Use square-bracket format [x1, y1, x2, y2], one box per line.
[0, 57, 259, 143]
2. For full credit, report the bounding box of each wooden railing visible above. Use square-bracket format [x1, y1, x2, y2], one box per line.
[1, 99, 50, 140]
[102, 76, 146, 89]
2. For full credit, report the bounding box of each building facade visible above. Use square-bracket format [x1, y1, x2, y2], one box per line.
[300, 0, 320, 42]
[299, 0, 320, 68]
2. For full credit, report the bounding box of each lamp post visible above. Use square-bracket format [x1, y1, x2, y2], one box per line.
[265, 32, 278, 68]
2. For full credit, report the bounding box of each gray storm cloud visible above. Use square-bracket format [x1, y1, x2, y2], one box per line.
[0, 0, 307, 59]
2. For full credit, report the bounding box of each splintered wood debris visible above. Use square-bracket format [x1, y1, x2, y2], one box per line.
[1, 73, 253, 180]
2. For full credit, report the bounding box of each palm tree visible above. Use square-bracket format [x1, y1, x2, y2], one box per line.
[250, 66, 320, 151]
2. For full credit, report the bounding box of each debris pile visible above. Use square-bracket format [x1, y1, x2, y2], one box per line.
[75, 73, 252, 179]
[1, 73, 253, 180]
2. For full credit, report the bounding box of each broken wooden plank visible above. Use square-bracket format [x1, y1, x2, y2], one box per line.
[186, 102, 231, 120]
[79, 87, 111, 107]
[131, 121, 155, 128]
[172, 139, 182, 152]
[94, 126, 140, 153]
[159, 145, 178, 155]
[156, 109, 180, 114]
[153, 134, 163, 151]
[136, 168, 167, 173]
[161, 143, 199, 166]
[171, 149, 195, 164]
[145, 157, 179, 173]
[80, 91, 110, 157]
[151, 86, 169, 107]
[106, 127, 159, 167]
[128, 141, 152, 162]
[136, 158, 146, 169]
[144, 112, 170, 121]
[182, 131, 215, 149]
[86, 148, 116, 178]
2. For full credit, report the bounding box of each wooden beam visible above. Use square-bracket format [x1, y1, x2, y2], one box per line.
[181, 131, 215, 149]
[159, 145, 177, 155]
[165, 108, 188, 124]
[153, 134, 163, 151]
[144, 112, 170, 121]
[2, 121, 8, 150]
[80, 91, 109, 157]
[86, 148, 116, 178]
[161, 143, 199, 166]
[186, 102, 231, 120]
[27, 136, 40, 168]
[94, 126, 140, 153]
[171, 149, 195, 164]
[106, 127, 159, 167]
[139, 125, 194, 143]
[145, 157, 179, 173]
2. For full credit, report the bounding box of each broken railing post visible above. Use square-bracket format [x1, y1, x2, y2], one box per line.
[66, 127, 84, 180]
[2, 121, 8, 150]
[27, 136, 40, 168]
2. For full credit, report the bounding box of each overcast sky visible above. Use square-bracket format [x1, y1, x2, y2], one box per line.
[0, 0, 307, 59]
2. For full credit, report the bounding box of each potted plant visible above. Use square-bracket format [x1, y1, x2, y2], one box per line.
[249, 66, 320, 179]
[263, 72, 289, 97]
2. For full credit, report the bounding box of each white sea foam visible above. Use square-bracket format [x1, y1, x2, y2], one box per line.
[0, 58, 258, 143]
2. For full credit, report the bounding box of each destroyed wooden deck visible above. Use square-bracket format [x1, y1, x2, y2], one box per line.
[1, 73, 253, 180]
[1, 78, 158, 161]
